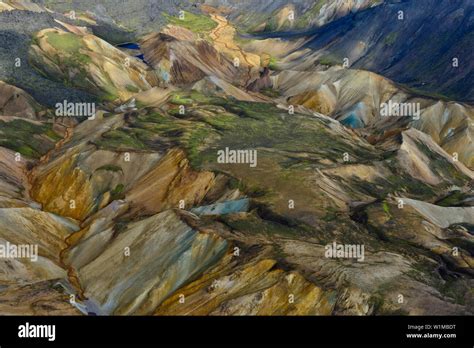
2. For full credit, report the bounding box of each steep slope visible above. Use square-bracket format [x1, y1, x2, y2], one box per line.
[270, 68, 474, 168]
[0, 81, 42, 119]
[284, 0, 473, 102]
[0, 82, 81, 315]
[140, 22, 261, 92]
[2, 87, 473, 316]
[34, 0, 199, 34]
[29, 27, 158, 102]
[34, 0, 383, 34]
[201, 0, 384, 33]
[45, 91, 472, 315]
[0, 1, 136, 106]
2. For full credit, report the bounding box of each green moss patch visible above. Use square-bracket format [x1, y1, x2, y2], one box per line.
[163, 11, 217, 34]
[110, 183, 125, 200]
[0, 119, 60, 159]
[45, 32, 83, 53]
[95, 128, 146, 150]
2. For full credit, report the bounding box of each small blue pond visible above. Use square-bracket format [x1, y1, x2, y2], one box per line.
[117, 42, 140, 50]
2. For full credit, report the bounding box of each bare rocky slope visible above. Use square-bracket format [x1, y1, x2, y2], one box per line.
[266, 0, 474, 102]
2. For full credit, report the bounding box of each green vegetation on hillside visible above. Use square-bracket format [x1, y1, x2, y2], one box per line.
[46, 32, 82, 51]
[294, 0, 326, 29]
[0, 119, 60, 158]
[163, 10, 217, 34]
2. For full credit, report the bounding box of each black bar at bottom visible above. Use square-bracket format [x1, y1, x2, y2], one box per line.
[0, 315, 471, 346]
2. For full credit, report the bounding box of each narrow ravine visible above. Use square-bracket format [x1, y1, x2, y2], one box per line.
[209, 13, 256, 88]
[23, 120, 92, 312]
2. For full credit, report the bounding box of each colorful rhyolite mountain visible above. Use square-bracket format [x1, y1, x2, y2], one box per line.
[0, 0, 472, 315]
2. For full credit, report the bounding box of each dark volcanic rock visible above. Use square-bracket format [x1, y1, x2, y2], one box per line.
[301, 0, 474, 102]
[0, 10, 96, 106]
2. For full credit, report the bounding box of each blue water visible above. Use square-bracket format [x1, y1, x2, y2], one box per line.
[339, 102, 367, 128]
[116, 43, 148, 63]
[340, 113, 364, 128]
[135, 54, 147, 63]
[117, 42, 140, 50]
